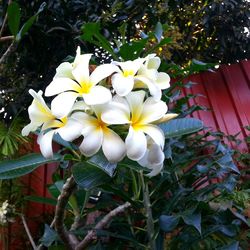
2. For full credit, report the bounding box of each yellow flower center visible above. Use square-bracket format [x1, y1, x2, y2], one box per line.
[123, 70, 134, 77]
[57, 116, 68, 128]
[79, 82, 93, 94]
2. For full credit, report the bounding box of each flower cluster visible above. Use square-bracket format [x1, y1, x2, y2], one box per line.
[22, 47, 177, 176]
[0, 200, 15, 225]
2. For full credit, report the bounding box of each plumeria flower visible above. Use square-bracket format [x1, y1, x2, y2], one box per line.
[45, 52, 118, 118]
[22, 89, 83, 158]
[102, 90, 168, 161]
[111, 58, 145, 96]
[73, 105, 126, 163]
[134, 54, 171, 101]
[138, 137, 165, 177]
[54, 46, 91, 79]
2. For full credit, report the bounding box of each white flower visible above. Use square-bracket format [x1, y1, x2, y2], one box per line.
[54, 46, 91, 79]
[138, 137, 165, 177]
[111, 58, 145, 96]
[22, 90, 83, 158]
[73, 105, 126, 163]
[45, 51, 117, 118]
[101, 90, 167, 161]
[134, 54, 171, 101]
[21, 89, 55, 136]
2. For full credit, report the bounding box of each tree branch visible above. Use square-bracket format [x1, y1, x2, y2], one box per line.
[0, 41, 16, 65]
[75, 202, 131, 250]
[21, 215, 37, 250]
[0, 35, 14, 42]
[54, 176, 79, 250]
[0, 0, 12, 38]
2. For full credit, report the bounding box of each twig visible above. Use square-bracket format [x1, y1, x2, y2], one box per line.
[54, 176, 78, 250]
[0, 35, 14, 42]
[75, 201, 131, 250]
[21, 215, 37, 250]
[0, 0, 12, 38]
[0, 41, 16, 65]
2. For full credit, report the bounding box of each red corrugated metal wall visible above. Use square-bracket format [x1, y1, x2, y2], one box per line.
[183, 60, 250, 152]
[1, 60, 250, 249]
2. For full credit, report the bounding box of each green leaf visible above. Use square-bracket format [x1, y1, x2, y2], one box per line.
[158, 118, 203, 138]
[159, 215, 180, 232]
[24, 195, 57, 206]
[40, 224, 57, 247]
[7, 2, 21, 36]
[72, 162, 111, 190]
[88, 152, 117, 177]
[0, 153, 61, 179]
[119, 39, 148, 60]
[182, 213, 201, 234]
[154, 22, 163, 43]
[16, 2, 46, 41]
[219, 241, 239, 250]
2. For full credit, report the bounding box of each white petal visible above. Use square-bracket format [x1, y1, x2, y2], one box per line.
[37, 130, 55, 158]
[141, 125, 165, 148]
[57, 119, 83, 141]
[73, 50, 92, 70]
[22, 123, 39, 136]
[135, 75, 161, 101]
[146, 164, 163, 177]
[90, 64, 118, 85]
[42, 120, 63, 130]
[51, 92, 79, 118]
[155, 113, 178, 124]
[83, 86, 112, 105]
[72, 54, 92, 83]
[101, 102, 130, 125]
[125, 127, 147, 161]
[111, 73, 134, 96]
[147, 55, 160, 70]
[147, 143, 165, 166]
[45, 78, 81, 96]
[79, 128, 103, 157]
[27, 89, 54, 125]
[156, 72, 170, 90]
[140, 98, 168, 124]
[126, 90, 145, 122]
[102, 128, 126, 162]
[54, 62, 74, 79]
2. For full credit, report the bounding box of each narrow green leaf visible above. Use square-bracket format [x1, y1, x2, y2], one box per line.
[72, 162, 111, 190]
[16, 2, 46, 41]
[7, 2, 21, 36]
[0, 153, 61, 179]
[154, 22, 163, 43]
[182, 213, 202, 234]
[40, 224, 57, 247]
[219, 241, 239, 250]
[24, 195, 57, 206]
[88, 152, 117, 177]
[159, 215, 180, 232]
[158, 118, 203, 138]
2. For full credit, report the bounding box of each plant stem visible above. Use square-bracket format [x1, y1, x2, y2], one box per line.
[21, 215, 37, 250]
[140, 171, 156, 250]
[54, 176, 78, 250]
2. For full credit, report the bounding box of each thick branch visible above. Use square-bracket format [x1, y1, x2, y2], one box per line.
[76, 202, 131, 250]
[54, 176, 78, 250]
